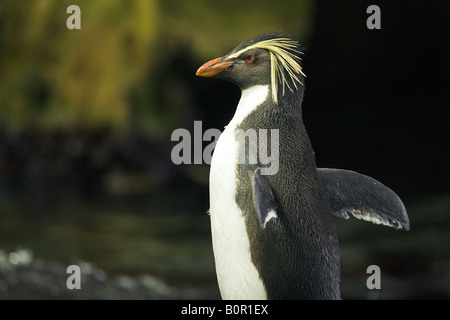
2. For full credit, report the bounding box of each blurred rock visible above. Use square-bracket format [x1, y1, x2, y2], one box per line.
[0, 249, 179, 299]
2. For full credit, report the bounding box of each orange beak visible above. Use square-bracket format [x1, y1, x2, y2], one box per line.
[196, 57, 232, 77]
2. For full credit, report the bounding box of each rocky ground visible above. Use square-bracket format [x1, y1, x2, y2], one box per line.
[0, 249, 218, 300]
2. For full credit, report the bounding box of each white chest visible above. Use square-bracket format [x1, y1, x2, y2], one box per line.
[209, 85, 269, 299]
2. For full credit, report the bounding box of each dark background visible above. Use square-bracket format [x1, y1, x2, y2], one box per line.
[0, 0, 449, 299]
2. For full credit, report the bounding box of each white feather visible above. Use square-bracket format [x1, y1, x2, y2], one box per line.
[262, 210, 278, 229]
[209, 85, 269, 299]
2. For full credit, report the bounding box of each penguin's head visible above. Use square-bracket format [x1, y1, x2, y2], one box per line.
[196, 33, 306, 104]
[196, 46, 272, 89]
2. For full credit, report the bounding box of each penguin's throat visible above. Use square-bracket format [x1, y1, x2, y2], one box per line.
[229, 85, 269, 128]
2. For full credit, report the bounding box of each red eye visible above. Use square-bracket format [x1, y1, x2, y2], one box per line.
[246, 55, 254, 63]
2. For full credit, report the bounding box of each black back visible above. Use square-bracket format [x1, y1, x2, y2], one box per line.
[235, 86, 341, 299]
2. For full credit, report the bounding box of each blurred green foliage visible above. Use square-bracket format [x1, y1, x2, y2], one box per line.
[0, 0, 158, 131]
[0, 0, 314, 135]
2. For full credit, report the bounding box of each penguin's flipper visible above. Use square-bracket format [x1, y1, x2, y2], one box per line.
[252, 168, 279, 229]
[318, 168, 410, 230]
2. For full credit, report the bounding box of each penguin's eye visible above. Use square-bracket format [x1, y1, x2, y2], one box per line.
[245, 55, 254, 63]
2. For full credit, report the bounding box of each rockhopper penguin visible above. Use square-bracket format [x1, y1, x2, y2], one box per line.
[196, 33, 410, 300]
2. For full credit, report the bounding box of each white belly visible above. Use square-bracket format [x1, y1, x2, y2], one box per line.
[209, 85, 269, 300]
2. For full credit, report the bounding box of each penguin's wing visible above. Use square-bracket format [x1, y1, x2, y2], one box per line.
[317, 168, 410, 230]
[252, 168, 279, 229]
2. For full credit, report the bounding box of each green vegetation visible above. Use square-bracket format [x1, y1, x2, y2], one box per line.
[0, 0, 314, 135]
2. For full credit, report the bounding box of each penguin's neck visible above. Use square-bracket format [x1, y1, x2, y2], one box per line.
[228, 85, 270, 128]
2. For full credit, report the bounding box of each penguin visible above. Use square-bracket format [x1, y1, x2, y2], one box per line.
[196, 33, 409, 300]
